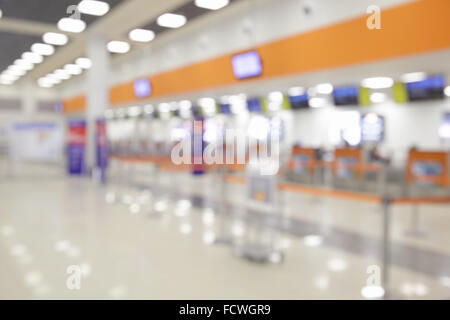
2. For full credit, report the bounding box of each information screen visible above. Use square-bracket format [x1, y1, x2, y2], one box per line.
[231, 51, 263, 79]
[247, 98, 262, 113]
[288, 93, 309, 109]
[333, 86, 359, 106]
[406, 75, 445, 101]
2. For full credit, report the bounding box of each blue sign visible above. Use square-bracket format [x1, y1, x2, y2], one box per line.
[67, 120, 86, 175]
[231, 51, 263, 79]
[133, 78, 152, 98]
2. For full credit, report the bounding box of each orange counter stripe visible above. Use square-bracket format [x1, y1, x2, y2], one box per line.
[63, 0, 450, 112]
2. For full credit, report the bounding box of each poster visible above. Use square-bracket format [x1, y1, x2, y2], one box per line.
[67, 120, 86, 175]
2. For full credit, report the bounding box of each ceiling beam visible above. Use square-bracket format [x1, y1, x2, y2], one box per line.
[0, 17, 64, 37]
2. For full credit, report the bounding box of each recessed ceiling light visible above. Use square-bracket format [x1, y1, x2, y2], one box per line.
[10, 63, 32, 72]
[0, 79, 14, 85]
[400, 72, 427, 83]
[157, 13, 187, 28]
[78, 0, 110, 16]
[370, 92, 387, 104]
[107, 40, 130, 54]
[5, 68, 25, 77]
[22, 52, 43, 64]
[43, 32, 68, 46]
[288, 86, 305, 96]
[14, 59, 34, 70]
[316, 83, 333, 94]
[195, 0, 229, 10]
[361, 77, 394, 89]
[75, 57, 92, 69]
[444, 86, 450, 97]
[128, 29, 155, 43]
[54, 69, 70, 80]
[309, 97, 327, 108]
[31, 43, 54, 56]
[0, 74, 18, 82]
[64, 64, 82, 75]
[58, 18, 86, 33]
[37, 77, 53, 88]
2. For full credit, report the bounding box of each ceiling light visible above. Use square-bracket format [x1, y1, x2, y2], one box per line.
[37, 77, 54, 88]
[58, 18, 86, 33]
[179, 100, 192, 110]
[316, 83, 333, 94]
[158, 103, 171, 113]
[22, 52, 43, 64]
[0, 78, 14, 85]
[444, 86, 450, 97]
[64, 64, 82, 75]
[9, 64, 31, 73]
[54, 69, 70, 80]
[195, 0, 229, 10]
[76, 57, 92, 69]
[0, 9, 2, 19]
[107, 40, 130, 54]
[370, 92, 387, 104]
[43, 32, 68, 46]
[14, 59, 34, 70]
[309, 97, 327, 108]
[46, 74, 62, 84]
[400, 72, 427, 83]
[268, 91, 284, 102]
[0, 74, 18, 82]
[5, 68, 25, 77]
[129, 29, 155, 43]
[157, 13, 187, 28]
[31, 43, 54, 56]
[361, 77, 394, 89]
[288, 86, 305, 96]
[78, 0, 110, 16]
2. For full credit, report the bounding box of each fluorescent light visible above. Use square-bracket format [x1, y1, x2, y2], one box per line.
[157, 13, 187, 28]
[5, 68, 25, 77]
[288, 86, 305, 96]
[46, 74, 62, 84]
[58, 18, 86, 33]
[22, 52, 43, 64]
[31, 43, 54, 56]
[0, 79, 14, 85]
[309, 97, 327, 108]
[400, 72, 427, 83]
[195, 0, 229, 10]
[0, 74, 18, 82]
[268, 91, 284, 102]
[107, 40, 130, 54]
[444, 86, 450, 97]
[0, 9, 2, 19]
[370, 92, 387, 104]
[43, 32, 68, 46]
[9, 64, 31, 72]
[361, 77, 394, 89]
[37, 77, 54, 88]
[78, 0, 110, 16]
[64, 64, 82, 75]
[75, 57, 92, 69]
[316, 83, 333, 94]
[129, 29, 155, 43]
[54, 69, 70, 80]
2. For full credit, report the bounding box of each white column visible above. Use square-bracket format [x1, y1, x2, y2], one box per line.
[85, 34, 109, 178]
[21, 79, 37, 117]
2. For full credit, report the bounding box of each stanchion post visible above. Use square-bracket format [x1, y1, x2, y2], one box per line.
[382, 196, 391, 299]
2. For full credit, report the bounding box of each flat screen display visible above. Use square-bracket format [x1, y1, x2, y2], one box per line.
[333, 86, 359, 106]
[406, 75, 445, 101]
[288, 93, 309, 109]
[231, 51, 263, 79]
[219, 103, 231, 114]
[247, 98, 262, 113]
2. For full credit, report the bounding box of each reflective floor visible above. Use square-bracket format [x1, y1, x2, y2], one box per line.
[1, 162, 450, 299]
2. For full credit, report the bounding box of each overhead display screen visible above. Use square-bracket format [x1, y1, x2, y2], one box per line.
[333, 86, 360, 106]
[219, 103, 231, 114]
[247, 98, 263, 113]
[288, 93, 309, 109]
[406, 75, 445, 101]
[231, 51, 263, 79]
[133, 78, 152, 98]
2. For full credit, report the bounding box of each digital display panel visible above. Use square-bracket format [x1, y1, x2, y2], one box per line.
[219, 103, 231, 114]
[288, 93, 309, 109]
[406, 75, 445, 101]
[231, 51, 263, 79]
[333, 86, 359, 106]
[133, 78, 152, 98]
[247, 98, 262, 113]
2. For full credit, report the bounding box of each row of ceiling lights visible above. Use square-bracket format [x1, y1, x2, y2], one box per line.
[0, 1, 109, 86]
[106, 71, 450, 119]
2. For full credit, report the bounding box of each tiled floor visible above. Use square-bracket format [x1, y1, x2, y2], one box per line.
[0, 162, 449, 299]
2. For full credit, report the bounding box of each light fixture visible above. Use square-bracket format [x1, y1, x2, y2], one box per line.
[31, 43, 54, 56]
[316, 83, 333, 94]
[0, 78, 14, 85]
[37, 77, 54, 88]
[0, 9, 2, 19]
[0, 74, 18, 82]
[370, 92, 387, 104]
[309, 97, 327, 108]
[195, 0, 229, 10]
[288, 86, 305, 96]
[78, 0, 110, 16]
[158, 103, 171, 113]
[199, 97, 216, 114]
[157, 13, 187, 28]
[64, 64, 82, 75]
[128, 29, 155, 43]
[107, 40, 130, 54]
[361, 77, 394, 89]
[22, 52, 43, 64]
[46, 74, 62, 84]
[54, 69, 70, 80]
[57, 18, 86, 33]
[445, 86, 450, 97]
[400, 72, 427, 83]
[14, 59, 34, 70]
[5, 68, 25, 77]
[75, 57, 92, 69]
[43, 32, 68, 46]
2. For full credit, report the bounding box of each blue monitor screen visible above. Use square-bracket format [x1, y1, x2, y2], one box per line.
[247, 98, 262, 113]
[288, 93, 309, 109]
[333, 86, 359, 106]
[231, 51, 263, 79]
[406, 75, 445, 101]
[219, 103, 231, 114]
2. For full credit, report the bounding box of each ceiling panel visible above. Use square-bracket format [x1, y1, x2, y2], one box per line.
[0, 31, 41, 71]
[0, 0, 124, 25]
